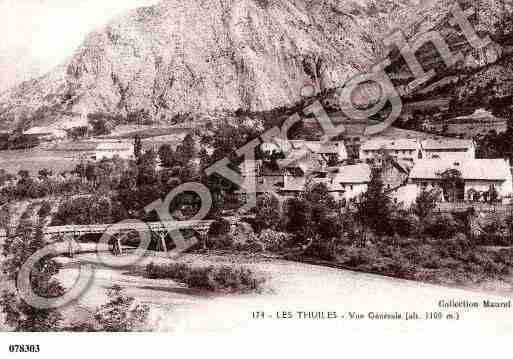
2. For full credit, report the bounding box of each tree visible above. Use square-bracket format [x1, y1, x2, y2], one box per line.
[254, 194, 281, 233]
[440, 169, 464, 203]
[136, 149, 158, 187]
[488, 185, 499, 203]
[0, 169, 14, 187]
[282, 197, 313, 244]
[422, 213, 459, 240]
[203, 122, 263, 214]
[37, 169, 53, 181]
[175, 133, 196, 166]
[94, 285, 149, 332]
[208, 218, 231, 237]
[412, 190, 438, 218]
[356, 170, 393, 238]
[38, 201, 52, 219]
[85, 162, 99, 188]
[133, 135, 142, 160]
[51, 196, 118, 226]
[15, 171, 37, 199]
[158, 144, 176, 168]
[1, 220, 64, 331]
[128, 109, 152, 126]
[505, 209, 513, 244]
[304, 182, 337, 209]
[87, 114, 112, 136]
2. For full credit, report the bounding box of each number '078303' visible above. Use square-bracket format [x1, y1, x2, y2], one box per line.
[8, 345, 40, 353]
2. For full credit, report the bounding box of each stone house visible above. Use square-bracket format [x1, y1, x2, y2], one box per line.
[397, 158, 513, 205]
[360, 138, 421, 165]
[421, 139, 476, 161]
[95, 140, 134, 160]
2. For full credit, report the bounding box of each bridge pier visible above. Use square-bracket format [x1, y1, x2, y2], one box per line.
[111, 233, 124, 256]
[62, 232, 80, 258]
[197, 229, 209, 250]
[156, 231, 168, 253]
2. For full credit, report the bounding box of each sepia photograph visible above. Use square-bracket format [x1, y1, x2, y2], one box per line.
[1, 0, 513, 356]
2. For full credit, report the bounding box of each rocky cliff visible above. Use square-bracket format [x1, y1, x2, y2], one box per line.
[0, 0, 418, 130]
[1, 0, 512, 131]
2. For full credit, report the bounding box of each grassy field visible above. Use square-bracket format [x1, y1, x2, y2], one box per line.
[103, 125, 193, 140]
[0, 149, 87, 175]
[0, 133, 183, 175]
[434, 121, 508, 137]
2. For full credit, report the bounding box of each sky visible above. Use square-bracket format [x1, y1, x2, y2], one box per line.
[0, 0, 161, 92]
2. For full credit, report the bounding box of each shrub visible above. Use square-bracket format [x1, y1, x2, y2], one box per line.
[38, 201, 52, 219]
[390, 211, 418, 237]
[51, 196, 117, 226]
[422, 214, 459, 240]
[254, 194, 281, 233]
[475, 214, 510, 246]
[237, 240, 265, 253]
[146, 263, 266, 293]
[94, 285, 149, 332]
[208, 218, 231, 237]
[206, 234, 234, 250]
[257, 229, 292, 253]
[412, 190, 437, 218]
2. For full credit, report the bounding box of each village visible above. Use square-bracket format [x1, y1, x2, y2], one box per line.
[4, 111, 512, 211]
[237, 131, 512, 209]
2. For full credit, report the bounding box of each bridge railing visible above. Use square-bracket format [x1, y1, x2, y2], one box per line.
[45, 220, 216, 235]
[1, 217, 241, 239]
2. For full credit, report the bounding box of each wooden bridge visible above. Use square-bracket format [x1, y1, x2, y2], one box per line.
[0, 218, 234, 256]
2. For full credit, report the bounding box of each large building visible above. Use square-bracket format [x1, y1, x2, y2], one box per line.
[399, 158, 513, 204]
[421, 139, 476, 161]
[360, 138, 421, 165]
[242, 142, 371, 202]
[95, 140, 134, 160]
[280, 164, 372, 202]
[24, 126, 67, 142]
[328, 164, 372, 201]
[289, 140, 348, 164]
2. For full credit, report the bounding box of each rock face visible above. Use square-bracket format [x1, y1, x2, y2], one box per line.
[0, 0, 413, 130]
[1, 0, 512, 131]
[385, 0, 513, 95]
[389, 0, 510, 70]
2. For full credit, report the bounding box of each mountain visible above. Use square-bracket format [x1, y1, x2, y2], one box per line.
[2, 0, 512, 133]
[0, 0, 419, 131]
[382, 0, 513, 113]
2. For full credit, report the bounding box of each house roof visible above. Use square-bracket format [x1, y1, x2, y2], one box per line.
[289, 140, 347, 156]
[96, 140, 133, 151]
[452, 109, 499, 122]
[278, 149, 320, 173]
[24, 126, 54, 135]
[332, 164, 372, 184]
[236, 180, 283, 194]
[280, 164, 372, 193]
[281, 183, 306, 192]
[24, 126, 67, 137]
[361, 138, 420, 151]
[410, 159, 511, 181]
[421, 139, 474, 150]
